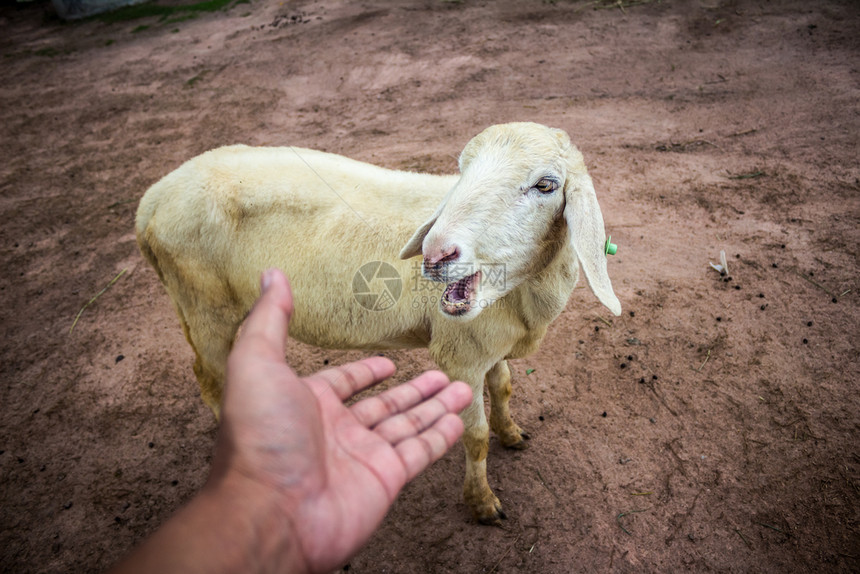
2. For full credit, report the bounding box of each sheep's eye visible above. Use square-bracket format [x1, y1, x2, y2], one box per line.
[533, 178, 559, 194]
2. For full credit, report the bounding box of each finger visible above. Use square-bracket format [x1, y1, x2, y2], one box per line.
[303, 356, 396, 402]
[371, 380, 472, 444]
[394, 413, 465, 482]
[350, 370, 451, 428]
[231, 269, 294, 363]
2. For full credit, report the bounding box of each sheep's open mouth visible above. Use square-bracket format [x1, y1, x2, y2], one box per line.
[441, 271, 480, 316]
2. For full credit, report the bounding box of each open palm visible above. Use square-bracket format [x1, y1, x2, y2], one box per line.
[210, 269, 471, 573]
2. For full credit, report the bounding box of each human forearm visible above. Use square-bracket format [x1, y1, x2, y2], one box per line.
[108, 475, 304, 574]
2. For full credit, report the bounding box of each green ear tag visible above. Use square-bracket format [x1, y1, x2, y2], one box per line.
[605, 236, 618, 256]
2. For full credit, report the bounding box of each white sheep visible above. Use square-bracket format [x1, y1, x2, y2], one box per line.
[136, 122, 621, 525]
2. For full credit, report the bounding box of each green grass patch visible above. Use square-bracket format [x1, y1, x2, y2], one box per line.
[185, 69, 209, 87]
[7, 47, 76, 58]
[164, 13, 199, 24]
[98, 0, 240, 24]
[34, 47, 62, 57]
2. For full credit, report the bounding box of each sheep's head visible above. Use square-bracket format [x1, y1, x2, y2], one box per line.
[400, 122, 621, 321]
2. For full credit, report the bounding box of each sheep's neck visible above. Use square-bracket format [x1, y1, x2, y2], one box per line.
[513, 217, 579, 332]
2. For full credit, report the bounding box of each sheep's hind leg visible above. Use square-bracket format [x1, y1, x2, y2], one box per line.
[175, 303, 237, 421]
[192, 354, 225, 419]
[487, 360, 529, 449]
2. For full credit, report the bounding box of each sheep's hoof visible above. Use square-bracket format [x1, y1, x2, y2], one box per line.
[475, 501, 507, 527]
[499, 429, 531, 450]
[506, 435, 530, 450]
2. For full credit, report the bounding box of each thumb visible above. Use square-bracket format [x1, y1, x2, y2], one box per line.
[232, 268, 294, 363]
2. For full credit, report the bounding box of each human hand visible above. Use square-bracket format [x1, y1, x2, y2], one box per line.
[207, 269, 472, 573]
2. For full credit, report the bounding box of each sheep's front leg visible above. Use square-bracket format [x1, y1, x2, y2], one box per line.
[487, 360, 529, 449]
[461, 388, 506, 526]
[430, 340, 505, 525]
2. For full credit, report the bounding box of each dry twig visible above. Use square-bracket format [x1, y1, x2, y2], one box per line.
[488, 535, 521, 573]
[695, 349, 711, 372]
[734, 528, 753, 548]
[616, 508, 650, 535]
[70, 269, 128, 334]
[792, 269, 837, 298]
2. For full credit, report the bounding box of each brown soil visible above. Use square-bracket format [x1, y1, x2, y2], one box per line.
[1, 0, 858, 572]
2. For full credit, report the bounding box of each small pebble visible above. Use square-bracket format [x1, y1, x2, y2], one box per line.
[772, 263, 779, 268]
[649, 418, 656, 424]
[601, 411, 607, 417]
[63, 502, 73, 510]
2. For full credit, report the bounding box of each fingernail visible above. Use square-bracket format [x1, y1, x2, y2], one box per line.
[261, 269, 273, 293]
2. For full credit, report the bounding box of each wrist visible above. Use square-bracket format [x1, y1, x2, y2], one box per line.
[200, 471, 307, 574]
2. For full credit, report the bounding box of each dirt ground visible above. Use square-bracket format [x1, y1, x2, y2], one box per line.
[1, 0, 858, 572]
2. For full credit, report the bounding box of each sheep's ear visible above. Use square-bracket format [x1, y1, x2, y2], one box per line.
[563, 173, 622, 316]
[399, 210, 439, 259]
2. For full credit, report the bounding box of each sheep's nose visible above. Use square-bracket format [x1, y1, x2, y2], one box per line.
[423, 245, 460, 268]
